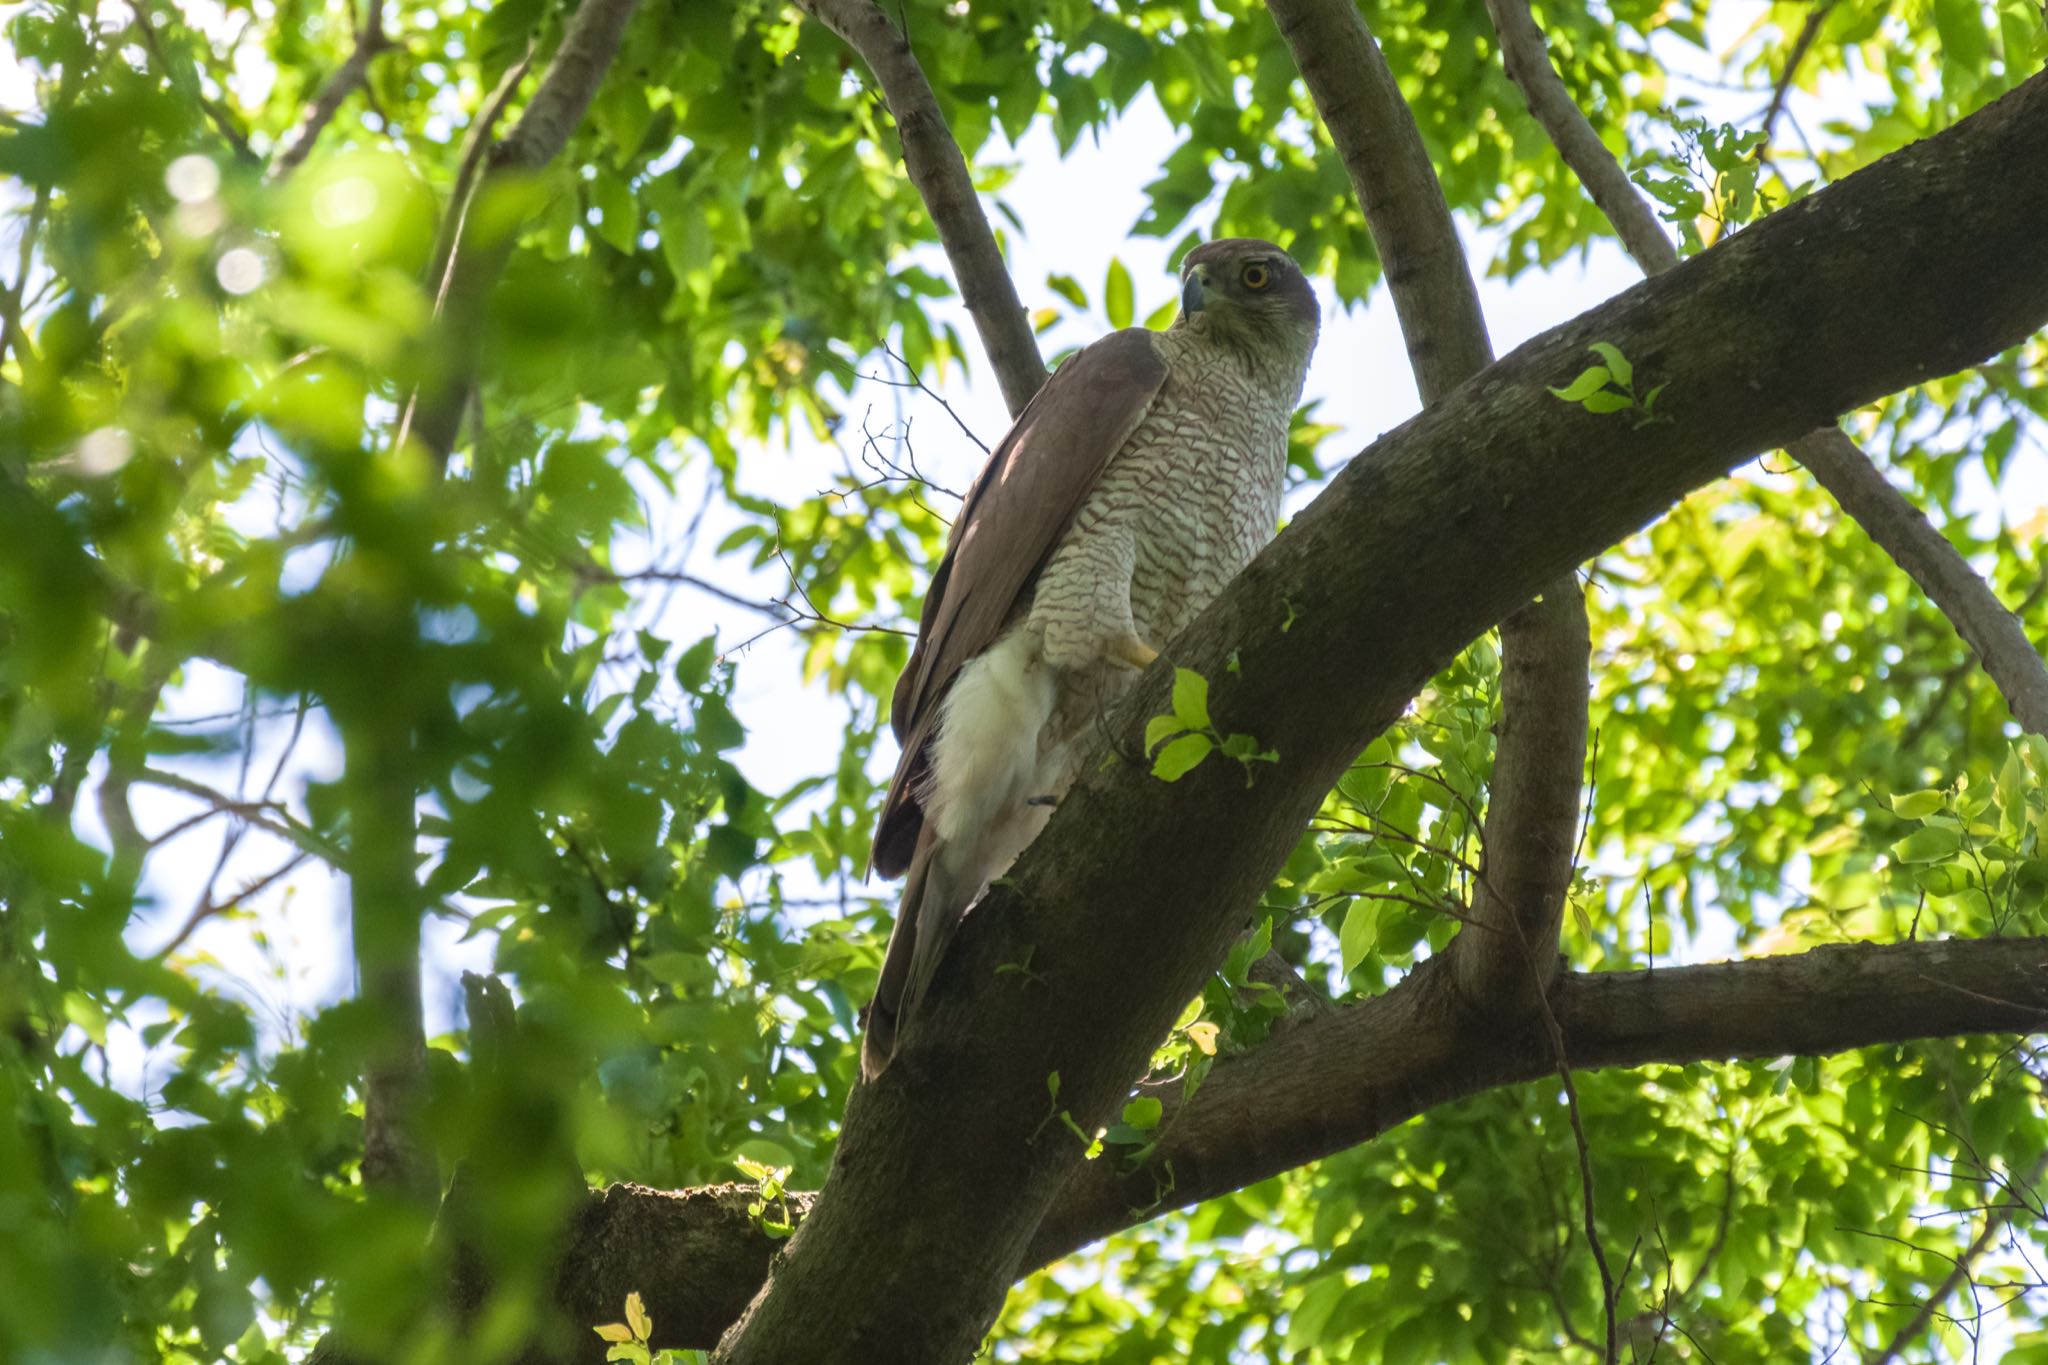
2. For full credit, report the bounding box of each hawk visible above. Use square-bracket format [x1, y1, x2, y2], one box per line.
[862, 239, 1320, 1078]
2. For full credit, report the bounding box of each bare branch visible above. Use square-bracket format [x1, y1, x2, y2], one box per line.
[153, 851, 313, 959]
[794, 0, 1045, 417]
[875, 340, 989, 455]
[1484, 0, 1680, 274]
[267, 0, 393, 180]
[1032, 935, 2048, 1271]
[1760, 3, 1834, 158]
[427, 45, 536, 301]
[1483, 0, 2048, 737]
[1266, 0, 1490, 399]
[1790, 428, 2048, 734]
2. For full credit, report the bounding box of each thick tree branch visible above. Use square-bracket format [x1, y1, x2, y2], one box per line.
[1029, 935, 2048, 1270]
[1485, 0, 2048, 735]
[267, 0, 391, 180]
[714, 72, 2048, 1365]
[794, 0, 1045, 417]
[397, 0, 645, 467]
[514, 936, 2048, 1358]
[1266, 0, 1488, 390]
[1271, 0, 1591, 1011]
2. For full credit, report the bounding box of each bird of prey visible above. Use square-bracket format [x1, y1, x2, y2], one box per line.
[862, 238, 1320, 1079]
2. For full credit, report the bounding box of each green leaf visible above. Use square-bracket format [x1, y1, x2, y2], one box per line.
[1121, 1097, 1163, 1130]
[1891, 826, 1962, 864]
[1889, 789, 1947, 820]
[1338, 898, 1379, 975]
[1171, 667, 1211, 730]
[1144, 712, 1185, 753]
[1152, 733, 1213, 781]
[588, 169, 640, 255]
[1104, 257, 1134, 329]
[1581, 391, 1635, 414]
[1587, 342, 1632, 388]
[1046, 273, 1088, 310]
[1548, 365, 1611, 402]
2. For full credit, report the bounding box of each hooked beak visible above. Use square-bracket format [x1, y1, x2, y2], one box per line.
[1181, 268, 1206, 315]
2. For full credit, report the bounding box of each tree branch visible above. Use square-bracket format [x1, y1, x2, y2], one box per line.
[267, 0, 392, 180]
[396, 0, 646, 468]
[1270, 0, 1592, 1014]
[1760, 3, 1833, 156]
[1483, 0, 2048, 736]
[1266, 0, 1489, 393]
[125, 0, 260, 166]
[491, 936, 2048, 1358]
[1483, 0, 1679, 275]
[1789, 427, 2048, 733]
[793, 0, 1045, 417]
[713, 71, 2048, 1365]
[1033, 935, 2048, 1270]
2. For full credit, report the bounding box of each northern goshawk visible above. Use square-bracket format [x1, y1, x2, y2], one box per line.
[863, 238, 1320, 1077]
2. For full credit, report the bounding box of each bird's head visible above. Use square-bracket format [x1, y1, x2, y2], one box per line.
[1173, 239, 1320, 361]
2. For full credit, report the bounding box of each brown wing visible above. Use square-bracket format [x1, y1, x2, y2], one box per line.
[869, 329, 1168, 878]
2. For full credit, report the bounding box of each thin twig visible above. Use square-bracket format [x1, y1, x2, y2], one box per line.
[569, 554, 790, 619]
[876, 340, 989, 454]
[427, 44, 536, 303]
[153, 851, 313, 958]
[135, 767, 340, 864]
[1759, 3, 1833, 157]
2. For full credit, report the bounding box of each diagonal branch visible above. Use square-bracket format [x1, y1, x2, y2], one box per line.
[1760, 2, 1834, 157]
[396, 0, 647, 468]
[1484, 0, 2048, 735]
[1269, 0, 1592, 1016]
[125, 0, 260, 166]
[793, 0, 1045, 417]
[267, 0, 393, 180]
[712, 71, 2048, 1365]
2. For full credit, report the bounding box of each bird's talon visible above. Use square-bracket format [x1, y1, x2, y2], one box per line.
[1109, 636, 1161, 670]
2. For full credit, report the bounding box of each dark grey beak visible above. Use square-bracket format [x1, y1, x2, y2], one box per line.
[1181, 271, 1205, 315]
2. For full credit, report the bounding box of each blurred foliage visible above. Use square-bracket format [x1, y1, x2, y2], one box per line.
[1, 0, 2045, 1358]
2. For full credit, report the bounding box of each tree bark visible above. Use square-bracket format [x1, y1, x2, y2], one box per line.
[794, 0, 1047, 417]
[1268, 0, 1591, 1017]
[472, 933, 2048, 1359]
[711, 71, 2048, 1365]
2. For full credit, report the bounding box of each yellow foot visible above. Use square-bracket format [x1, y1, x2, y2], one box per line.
[1107, 635, 1161, 670]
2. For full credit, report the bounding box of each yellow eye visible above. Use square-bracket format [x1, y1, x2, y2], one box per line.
[1241, 262, 1271, 290]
